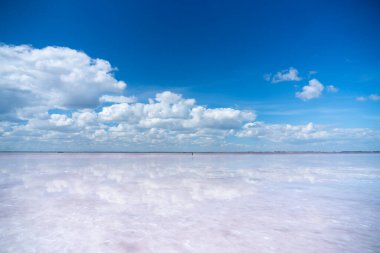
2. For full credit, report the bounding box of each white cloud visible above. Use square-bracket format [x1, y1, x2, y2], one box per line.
[327, 85, 338, 93]
[308, 70, 318, 76]
[356, 96, 367, 101]
[0, 44, 378, 151]
[72, 110, 97, 127]
[0, 44, 126, 116]
[155, 91, 183, 104]
[266, 67, 302, 83]
[237, 122, 327, 141]
[99, 95, 136, 104]
[263, 73, 271, 82]
[98, 91, 255, 131]
[49, 114, 73, 127]
[186, 107, 255, 129]
[296, 79, 324, 101]
[0, 44, 257, 149]
[237, 121, 380, 143]
[369, 94, 380, 101]
[356, 94, 380, 102]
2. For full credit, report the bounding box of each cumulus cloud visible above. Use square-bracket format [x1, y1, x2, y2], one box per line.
[97, 91, 255, 131]
[327, 85, 338, 93]
[0, 44, 378, 151]
[308, 70, 318, 76]
[356, 96, 367, 102]
[99, 95, 136, 104]
[0, 44, 126, 116]
[237, 121, 380, 143]
[237, 122, 327, 141]
[369, 94, 380, 101]
[0, 44, 258, 149]
[88, 91, 256, 146]
[356, 94, 380, 102]
[49, 114, 73, 127]
[266, 67, 302, 83]
[296, 79, 324, 101]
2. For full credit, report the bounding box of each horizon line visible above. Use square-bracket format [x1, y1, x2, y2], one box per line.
[1, 151, 379, 154]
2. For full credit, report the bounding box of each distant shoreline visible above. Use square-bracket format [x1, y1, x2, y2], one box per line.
[0, 151, 379, 154]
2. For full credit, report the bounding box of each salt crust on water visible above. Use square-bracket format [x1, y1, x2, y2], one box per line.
[0, 153, 379, 253]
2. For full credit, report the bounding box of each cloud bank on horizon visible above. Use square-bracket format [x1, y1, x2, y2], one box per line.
[0, 44, 379, 151]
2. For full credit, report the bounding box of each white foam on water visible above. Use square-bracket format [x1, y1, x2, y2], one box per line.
[0, 153, 379, 253]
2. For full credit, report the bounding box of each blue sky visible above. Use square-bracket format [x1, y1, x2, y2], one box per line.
[0, 0, 379, 151]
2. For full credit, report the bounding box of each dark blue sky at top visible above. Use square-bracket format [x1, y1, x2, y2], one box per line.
[1, 0, 379, 127]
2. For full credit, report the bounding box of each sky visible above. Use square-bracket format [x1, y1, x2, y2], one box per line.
[0, 0, 379, 151]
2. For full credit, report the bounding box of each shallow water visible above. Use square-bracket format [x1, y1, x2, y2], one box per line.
[0, 153, 379, 253]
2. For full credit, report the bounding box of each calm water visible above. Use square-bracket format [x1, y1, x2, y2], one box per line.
[0, 153, 379, 253]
